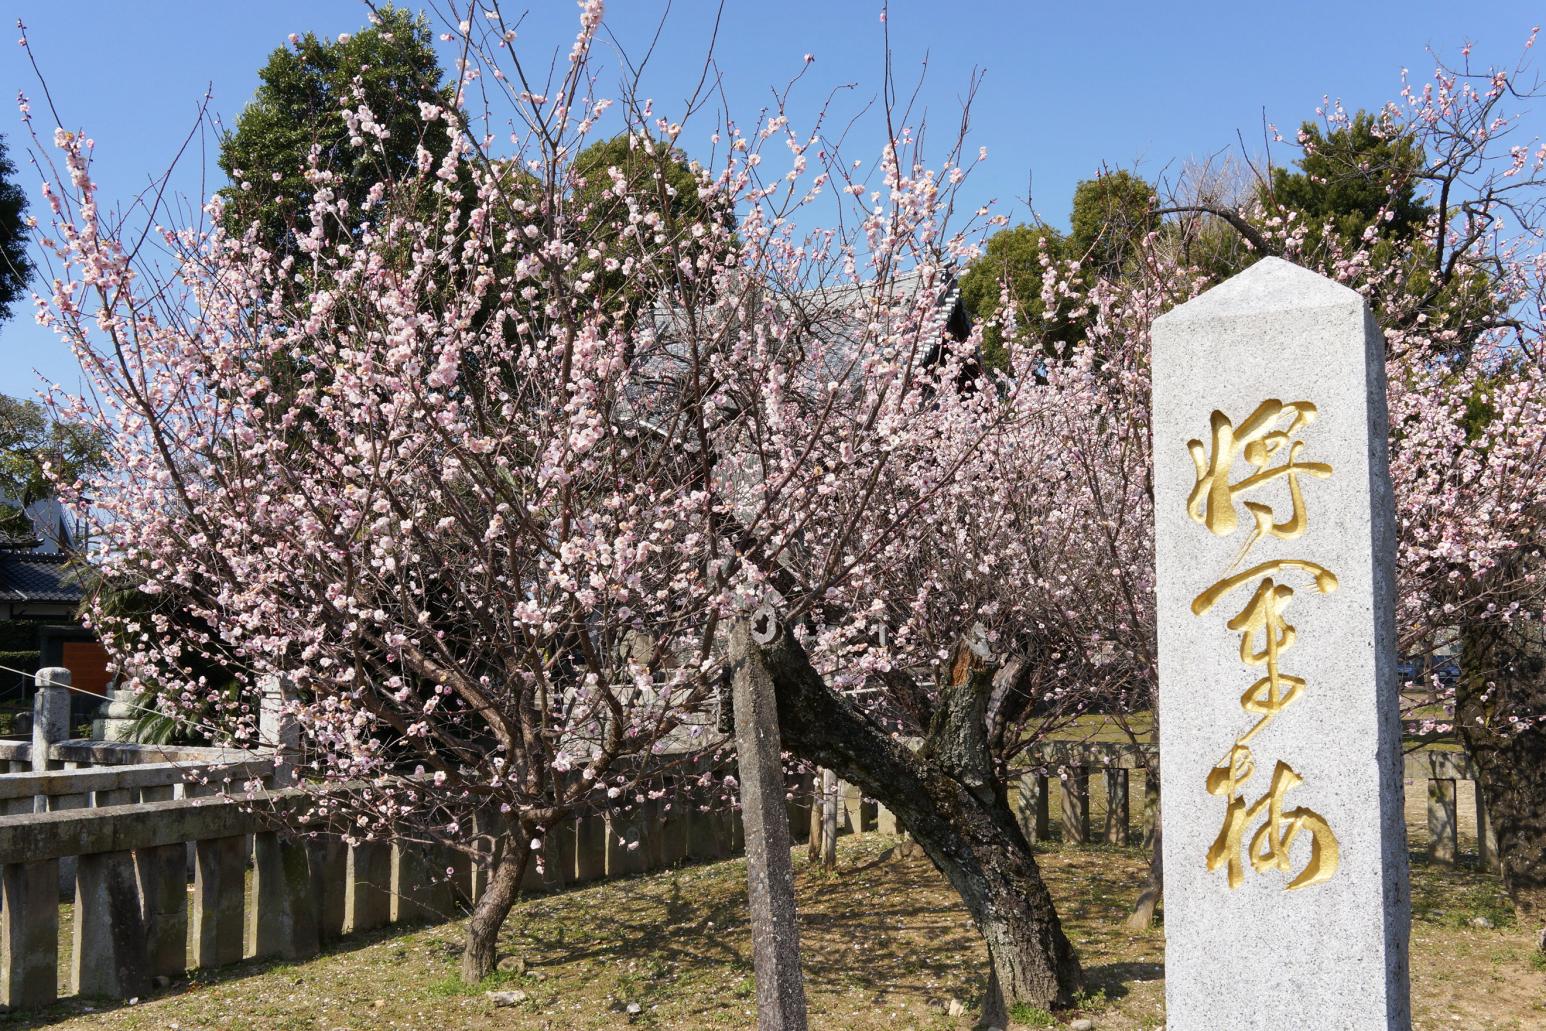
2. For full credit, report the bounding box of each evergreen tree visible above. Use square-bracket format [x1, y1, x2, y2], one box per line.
[0, 133, 34, 329]
[217, 6, 454, 259]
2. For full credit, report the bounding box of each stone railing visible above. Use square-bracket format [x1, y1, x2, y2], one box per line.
[0, 671, 833, 1012]
[0, 739, 253, 773]
[0, 772, 821, 1011]
[1014, 740, 1500, 871]
[0, 757, 275, 816]
[0, 788, 376, 1008]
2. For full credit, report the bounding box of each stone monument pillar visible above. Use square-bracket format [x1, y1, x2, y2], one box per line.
[1150, 258, 1410, 1028]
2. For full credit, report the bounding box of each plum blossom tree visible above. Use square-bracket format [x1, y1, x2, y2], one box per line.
[1194, 41, 1546, 925]
[27, 1, 1546, 1018]
[995, 36, 1546, 930]
[21, 0, 1095, 1005]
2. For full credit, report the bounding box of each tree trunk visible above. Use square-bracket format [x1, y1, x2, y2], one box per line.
[755, 624, 1084, 1013]
[1459, 622, 1546, 921]
[1126, 807, 1162, 930]
[460, 835, 530, 983]
[820, 768, 839, 871]
[807, 774, 824, 864]
[1127, 723, 1162, 931]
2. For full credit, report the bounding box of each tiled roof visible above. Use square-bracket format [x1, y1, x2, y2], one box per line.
[0, 551, 88, 604]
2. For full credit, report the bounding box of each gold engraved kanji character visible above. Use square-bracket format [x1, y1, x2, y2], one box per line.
[1206, 755, 1340, 890]
[1187, 399, 1333, 564]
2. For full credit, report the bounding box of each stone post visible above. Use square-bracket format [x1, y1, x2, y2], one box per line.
[74, 850, 149, 999]
[2, 859, 59, 1009]
[345, 840, 393, 933]
[1105, 768, 1131, 846]
[839, 782, 862, 836]
[92, 682, 141, 742]
[785, 770, 812, 845]
[192, 836, 247, 969]
[1475, 781, 1502, 874]
[657, 789, 688, 868]
[1426, 779, 1457, 865]
[1141, 765, 1160, 850]
[136, 843, 188, 978]
[1151, 258, 1410, 1027]
[1016, 772, 1050, 844]
[32, 667, 71, 787]
[392, 840, 455, 924]
[606, 805, 648, 877]
[258, 676, 299, 788]
[1060, 768, 1090, 845]
[308, 836, 348, 940]
[247, 831, 320, 961]
[875, 803, 899, 836]
[729, 611, 809, 1031]
[574, 814, 607, 883]
[819, 768, 838, 870]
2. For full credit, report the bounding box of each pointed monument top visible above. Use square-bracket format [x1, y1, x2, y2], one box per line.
[1156, 257, 1364, 325]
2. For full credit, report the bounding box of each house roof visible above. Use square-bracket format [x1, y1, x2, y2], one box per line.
[0, 551, 88, 605]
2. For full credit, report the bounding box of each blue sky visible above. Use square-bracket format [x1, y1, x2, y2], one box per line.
[2, 1, 1541, 398]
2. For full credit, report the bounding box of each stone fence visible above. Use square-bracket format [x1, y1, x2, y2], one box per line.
[0, 670, 819, 1012]
[0, 767, 815, 1011]
[0, 739, 251, 773]
[1013, 740, 1499, 871]
[0, 670, 1498, 1015]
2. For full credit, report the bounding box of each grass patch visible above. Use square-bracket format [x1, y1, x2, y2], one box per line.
[1008, 1001, 1055, 1026]
[425, 967, 524, 998]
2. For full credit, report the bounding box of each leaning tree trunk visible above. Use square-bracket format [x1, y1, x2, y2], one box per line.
[460, 834, 532, 982]
[1127, 710, 1162, 930]
[1458, 621, 1546, 922]
[753, 623, 1085, 1014]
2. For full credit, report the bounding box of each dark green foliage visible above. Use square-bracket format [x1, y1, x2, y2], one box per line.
[0, 133, 31, 329]
[0, 396, 104, 508]
[0, 624, 41, 716]
[0, 504, 31, 544]
[1265, 113, 1500, 350]
[89, 575, 240, 746]
[1268, 113, 1430, 245]
[959, 224, 1065, 370]
[0, 649, 40, 673]
[1069, 170, 1158, 278]
[217, 5, 454, 258]
[570, 133, 733, 325]
[961, 171, 1156, 370]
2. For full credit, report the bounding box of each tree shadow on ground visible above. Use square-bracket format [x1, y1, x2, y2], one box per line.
[1082, 960, 1164, 1001]
[504, 843, 990, 1022]
[9, 918, 423, 1030]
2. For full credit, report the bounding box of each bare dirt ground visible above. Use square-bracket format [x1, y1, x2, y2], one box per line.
[10, 819, 1542, 1031]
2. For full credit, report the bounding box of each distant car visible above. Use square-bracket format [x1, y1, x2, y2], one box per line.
[1397, 657, 1461, 687]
